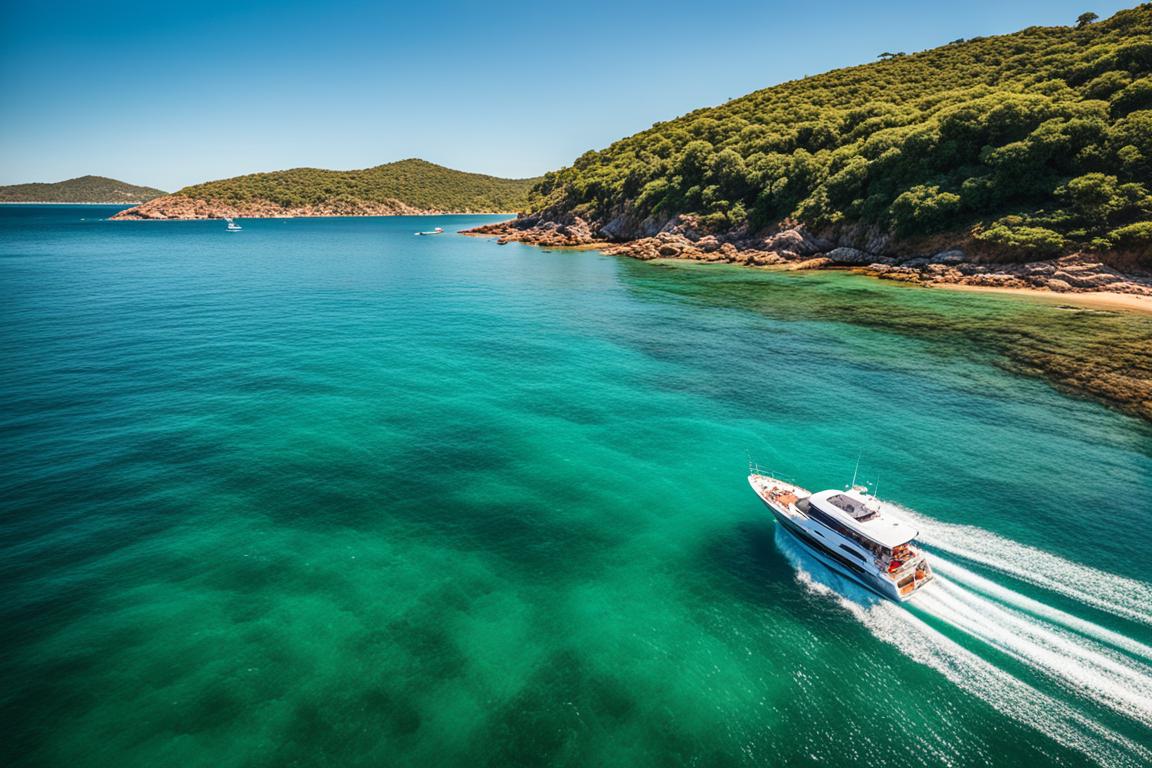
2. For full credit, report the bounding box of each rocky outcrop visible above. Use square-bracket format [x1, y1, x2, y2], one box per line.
[465, 214, 600, 247]
[824, 247, 882, 265]
[464, 215, 1152, 297]
[112, 194, 460, 220]
[862, 253, 1152, 295]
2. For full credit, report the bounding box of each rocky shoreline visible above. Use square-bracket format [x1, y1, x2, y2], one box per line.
[464, 215, 1152, 298]
[111, 195, 509, 220]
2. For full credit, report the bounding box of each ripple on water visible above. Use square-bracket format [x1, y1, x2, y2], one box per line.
[2, 209, 1150, 767]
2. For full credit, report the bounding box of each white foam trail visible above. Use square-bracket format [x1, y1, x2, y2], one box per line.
[882, 502, 1152, 626]
[775, 531, 1152, 767]
[915, 581, 1152, 726]
[931, 557, 1152, 661]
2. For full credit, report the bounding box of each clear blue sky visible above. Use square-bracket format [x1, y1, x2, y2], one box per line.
[0, 0, 1136, 190]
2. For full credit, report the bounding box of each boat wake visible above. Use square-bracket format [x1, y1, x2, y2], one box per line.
[881, 502, 1152, 626]
[774, 526, 1152, 768]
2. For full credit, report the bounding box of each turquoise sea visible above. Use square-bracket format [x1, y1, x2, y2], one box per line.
[2, 205, 1151, 767]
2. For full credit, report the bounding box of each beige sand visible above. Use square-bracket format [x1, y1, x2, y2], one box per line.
[929, 283, 1152, 316]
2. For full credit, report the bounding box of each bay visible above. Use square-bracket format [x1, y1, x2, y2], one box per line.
[2, 206, 1150, 767]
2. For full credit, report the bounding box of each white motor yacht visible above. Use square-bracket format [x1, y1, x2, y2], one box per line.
[748, 468, 933, 601]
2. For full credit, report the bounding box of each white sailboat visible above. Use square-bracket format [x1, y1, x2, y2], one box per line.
[224, 217, 242, 232]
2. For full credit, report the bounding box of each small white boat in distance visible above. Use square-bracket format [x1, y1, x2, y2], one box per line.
[748, 466, 933, 601]
[224, 217, 242, 232]
[415, 227, 444, 236]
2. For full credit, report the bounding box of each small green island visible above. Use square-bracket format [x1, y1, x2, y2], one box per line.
[113, 159, 539, 219]
[0, 175, 166, 204]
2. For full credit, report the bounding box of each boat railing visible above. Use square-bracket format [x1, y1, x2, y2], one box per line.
[746, 461, 799, 487]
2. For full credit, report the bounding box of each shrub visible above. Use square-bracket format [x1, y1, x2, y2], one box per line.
[1109, 220, 1152, 246]
[974, 222, 1067, 256]
[889, 185, 962, 235]
[1110, 77, 1152, 116]
[1082, 69, 1131, 99]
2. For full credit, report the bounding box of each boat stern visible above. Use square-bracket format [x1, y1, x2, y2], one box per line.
[891, 557, 935, 600]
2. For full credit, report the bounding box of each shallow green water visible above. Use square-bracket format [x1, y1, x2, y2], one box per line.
[2, 206, 1150, 767]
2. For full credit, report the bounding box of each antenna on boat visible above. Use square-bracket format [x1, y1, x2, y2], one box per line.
[873, 473, 881, 500]
[849, 451, 862, 489]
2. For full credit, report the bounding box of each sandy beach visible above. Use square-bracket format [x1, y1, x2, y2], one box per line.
[927, 283, 1152, 316]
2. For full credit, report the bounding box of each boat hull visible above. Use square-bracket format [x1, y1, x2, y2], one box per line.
[761, 500, 904, 601]
[767, 504, 900, 601]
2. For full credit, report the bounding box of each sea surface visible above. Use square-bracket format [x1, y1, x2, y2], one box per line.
[2, 205, 1151, 767]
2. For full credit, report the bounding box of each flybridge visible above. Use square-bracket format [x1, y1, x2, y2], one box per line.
[823, 492, 880, 521]
[806, 489, 919, 549]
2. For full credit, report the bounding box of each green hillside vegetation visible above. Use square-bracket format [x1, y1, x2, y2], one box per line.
[0, 176, 166, 203]
[529, 5, 1152, 264]
[177, 159, 538, 212]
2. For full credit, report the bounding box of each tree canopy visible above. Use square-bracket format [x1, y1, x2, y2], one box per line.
[527, 5, 1152, 263]
[177, 159, 538, 213]
[0, 176, 165, 203]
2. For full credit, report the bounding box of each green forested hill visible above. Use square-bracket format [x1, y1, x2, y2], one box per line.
[0, 176, 165, 203]
[529, 5, 1152, 263]
[176, 159, 538, 212]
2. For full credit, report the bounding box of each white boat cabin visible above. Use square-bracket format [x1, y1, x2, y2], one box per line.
[800, 489, 918, 555]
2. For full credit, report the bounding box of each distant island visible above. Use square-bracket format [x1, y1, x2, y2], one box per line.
[470, 5, 1152, 297]
[0, 176, 166, 204]
[113, 159, 539, 220]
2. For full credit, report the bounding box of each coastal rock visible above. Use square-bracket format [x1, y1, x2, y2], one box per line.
[555, 218, 595, 242]
[900, 256, 932, 267]
[1020, 261, 1057, 276]
[696, 235, 721, 253]
[599, 215, 636, 240]
[931, 249, 966, 265]
[819, 222, 891, 255]
[745, 250, 784, 266]
[864, 231, 892, 254]
[760, 228, 825, 256]
[466, 214, 603, 248]
[869, 265, 923, 282]
[789, 257, 834, 271]
[824, 247, 876, 265]
[1048, 259, 1129, 289]
[963, 273, 1028, 288]
[460, 222, 1152, 298]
